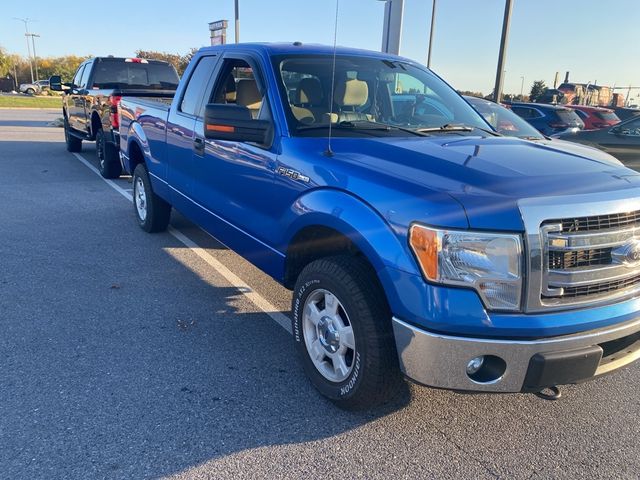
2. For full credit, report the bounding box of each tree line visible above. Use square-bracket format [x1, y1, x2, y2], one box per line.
[0, 46, 197, 87]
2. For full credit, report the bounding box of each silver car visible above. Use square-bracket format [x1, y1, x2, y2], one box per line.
[19, 79, 50, 95]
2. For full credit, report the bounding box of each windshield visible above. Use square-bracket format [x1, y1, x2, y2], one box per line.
[273, 55, 490, 137]
[464, 96, 544, 139]
[92, 61, 180, 90]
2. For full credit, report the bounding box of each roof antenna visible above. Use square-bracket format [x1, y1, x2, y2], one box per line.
[324, 0, 340, 157]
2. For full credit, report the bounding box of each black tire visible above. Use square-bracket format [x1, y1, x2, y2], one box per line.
[96, 128, 122, 178]
[292, 255, 402, 410]
[132, 164, 171, 233]
[26, 88, 35, 95]
[63, 117, 82, 153]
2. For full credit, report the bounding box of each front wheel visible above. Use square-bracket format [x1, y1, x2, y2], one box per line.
[96, 128, 122, 178]
[292, 255, 402, 410]
[132, 164, 171, 233]
[25, 88, 35, 95]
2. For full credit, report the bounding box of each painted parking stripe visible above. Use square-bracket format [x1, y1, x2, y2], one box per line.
[72, 152, 292, 334]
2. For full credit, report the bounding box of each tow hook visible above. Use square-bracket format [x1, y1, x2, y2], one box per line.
[534, 386, 562, 401]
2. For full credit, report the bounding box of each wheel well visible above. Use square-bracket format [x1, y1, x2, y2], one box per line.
[90, 112, 102, 140]
[128, 141, 145, 174]
[284, 226, 368, 289]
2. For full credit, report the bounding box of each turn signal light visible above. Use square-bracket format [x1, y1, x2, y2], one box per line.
[409, 225, 439, 281]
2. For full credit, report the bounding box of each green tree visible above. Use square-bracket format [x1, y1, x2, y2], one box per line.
[135, 48, 198, 77]
[530, 80, 548, 102]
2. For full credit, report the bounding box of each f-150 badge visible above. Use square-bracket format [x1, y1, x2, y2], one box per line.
[277, 166, 309, 183]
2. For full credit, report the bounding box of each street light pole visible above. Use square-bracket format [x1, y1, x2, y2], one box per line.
[379, 0, 404, 55]
[427, 0, 436, 68]
[13, 17, 35, 83]
[492, 0, 513, 103]
[520, 75, 524, 99]
[28, 33, 41, 81]
[234, 0, 240, 44]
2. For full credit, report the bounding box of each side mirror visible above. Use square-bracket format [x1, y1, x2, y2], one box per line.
[204, 104, 271, 144]
[49, 75, 62, 91]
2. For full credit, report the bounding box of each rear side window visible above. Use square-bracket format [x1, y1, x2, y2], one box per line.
[595, 111, 620, 122]
[180, 56, 218, 117]
[91, 61, 180, 90]
[557, 109, 582, 123]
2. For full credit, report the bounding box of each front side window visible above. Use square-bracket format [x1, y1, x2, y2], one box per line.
[273, 55, 489, 137]
[207, 58, 270, 121]
[72, 65, 85, 87]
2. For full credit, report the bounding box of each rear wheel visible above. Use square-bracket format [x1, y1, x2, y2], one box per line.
[64, 117, 82, 153]
[96, 128, 122, 178]
[292, 255, 402, 410]
[132, 164, 171, 233]
[25, 88, 35, 95]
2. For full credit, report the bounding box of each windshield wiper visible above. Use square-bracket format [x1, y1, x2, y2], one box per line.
[297, 120, 428, 136]
[417, 123, 501, 137]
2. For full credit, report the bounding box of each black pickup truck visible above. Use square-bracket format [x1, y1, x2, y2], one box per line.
[50, 57, 179, 178]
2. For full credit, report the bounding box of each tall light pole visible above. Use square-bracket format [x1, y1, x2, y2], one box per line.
[27, 33, 41, 81]
[492, 0, 513, 103]
[427, 0, 437, 68]
[234, 0, 240, 43]
[519, 75, 525, 99]
[379, 0, 404, 55]
[13, 17, 35, 83]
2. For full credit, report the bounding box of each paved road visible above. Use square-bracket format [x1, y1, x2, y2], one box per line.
[1, 108, 639, 480]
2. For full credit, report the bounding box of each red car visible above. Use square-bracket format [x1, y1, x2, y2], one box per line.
[565, 105, 620, 130]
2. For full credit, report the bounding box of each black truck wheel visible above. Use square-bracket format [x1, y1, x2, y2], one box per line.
[64, 117, 82, 153]
[292, 255, 402, 410]
[132, 164, 171, 233]
[96, 128, 122, 178]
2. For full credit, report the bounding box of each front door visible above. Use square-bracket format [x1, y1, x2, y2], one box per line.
[193, 54, 281, 269]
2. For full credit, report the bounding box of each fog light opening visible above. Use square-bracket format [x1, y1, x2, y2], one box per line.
[466, 355, 507, 384]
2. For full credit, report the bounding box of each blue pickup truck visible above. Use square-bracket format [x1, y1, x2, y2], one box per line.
[119, 43, 640, 409]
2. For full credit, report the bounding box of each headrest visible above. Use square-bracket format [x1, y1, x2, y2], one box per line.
[295, 77, 323, 105]
[236, 79, 262, 109]
[334, 79, 368, 107]
[224, 76, 236, 102]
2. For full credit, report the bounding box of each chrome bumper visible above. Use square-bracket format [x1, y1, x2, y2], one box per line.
[392, 316, 640, 393]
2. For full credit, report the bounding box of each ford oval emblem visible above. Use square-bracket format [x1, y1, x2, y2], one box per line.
[612, 239, 640, 267]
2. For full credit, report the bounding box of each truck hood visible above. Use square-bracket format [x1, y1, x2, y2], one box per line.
[334, 135, 640, 230]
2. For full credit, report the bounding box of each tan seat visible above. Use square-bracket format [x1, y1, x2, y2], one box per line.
[333, 79, 369, 123]
[291, 78, 325, 124]
[236, 78, 262, 118]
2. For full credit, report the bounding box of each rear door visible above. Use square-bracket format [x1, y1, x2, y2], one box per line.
[166, 54, 220, 198]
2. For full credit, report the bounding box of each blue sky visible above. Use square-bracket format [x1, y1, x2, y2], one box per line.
[1, 0, 638, 95]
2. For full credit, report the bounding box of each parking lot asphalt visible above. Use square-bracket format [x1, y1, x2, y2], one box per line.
[1, 108, 639, 480]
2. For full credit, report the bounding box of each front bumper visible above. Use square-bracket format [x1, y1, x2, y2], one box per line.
[392, 316, 640, 392]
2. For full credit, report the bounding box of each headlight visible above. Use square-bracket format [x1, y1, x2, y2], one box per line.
[409, 224, 523, 311]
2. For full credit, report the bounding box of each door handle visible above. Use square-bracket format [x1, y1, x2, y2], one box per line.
[193, 137, 205, 154]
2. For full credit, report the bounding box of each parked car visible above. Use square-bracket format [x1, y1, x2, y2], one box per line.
[49, 57, 179, 178]
[464, 96, 622, 165]
[565, 105, 620, 130]
[614, 107, 640, 122]
[119, 43, 640, 409]
[557, 115, 640, 170]
[509, 102, 584, 135]
[19, 79, 49, 95]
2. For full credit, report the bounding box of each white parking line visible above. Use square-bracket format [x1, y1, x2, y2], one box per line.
[72, 152, 292, 334]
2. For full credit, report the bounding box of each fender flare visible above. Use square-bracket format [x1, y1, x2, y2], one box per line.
[281, 188, 421, 310]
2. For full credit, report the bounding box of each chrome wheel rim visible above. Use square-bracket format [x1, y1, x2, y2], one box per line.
[302, 288, 356, 383]
[134, 176, 147, 221]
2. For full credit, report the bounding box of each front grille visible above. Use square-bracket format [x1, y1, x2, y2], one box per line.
[548, 248, 611, 270]
[555, 211, 640, 233]
[541, 210, 640, 305]
[558, 273, 640, 298]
